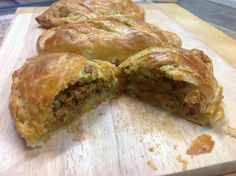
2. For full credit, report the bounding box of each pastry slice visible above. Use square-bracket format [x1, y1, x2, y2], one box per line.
[35, 0, 145, 28]
[118, 47, 224, 125]
[37, 17, 182, 65]
[9, 52, 119, 147]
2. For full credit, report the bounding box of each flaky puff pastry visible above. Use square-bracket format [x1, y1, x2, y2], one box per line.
[118, 47, 224, 125]
[9, 52, 119, 147]
[37, 17, 182, 65]
[35, 0, 145, 28]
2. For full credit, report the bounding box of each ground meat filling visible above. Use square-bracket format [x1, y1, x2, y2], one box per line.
[52, 79, 107, 120]
[124, 68, 199, 116]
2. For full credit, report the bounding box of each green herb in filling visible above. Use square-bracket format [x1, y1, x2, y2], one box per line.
[52, 100, 62, 111]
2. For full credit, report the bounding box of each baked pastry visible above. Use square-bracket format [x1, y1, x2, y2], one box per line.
[37, 17, 182, 65]
[118, 47, 224, 125]
[35, 0, 145, 28]
[9, 52, 119, 147]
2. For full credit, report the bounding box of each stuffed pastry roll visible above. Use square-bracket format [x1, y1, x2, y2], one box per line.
[118, 47, 224, 125]
[37, 17, 182, 65]
[9, 52, 119, 147]
[35, 0, 145, 28]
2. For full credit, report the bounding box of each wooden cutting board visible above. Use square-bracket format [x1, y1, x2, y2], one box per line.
[1, 4, 236, 176]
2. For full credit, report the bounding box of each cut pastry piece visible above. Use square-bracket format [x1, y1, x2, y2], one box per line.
[35, 0, 145, 28]
[9, 52, 119, 147]
[37, 17, 182, 65]
[118, 47, 224, 125]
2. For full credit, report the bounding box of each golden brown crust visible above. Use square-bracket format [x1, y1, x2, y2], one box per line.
[118, 47, 224, 125]
[9, 52, 118, 147]
[11, 53, 88, 105]
[36, 0, 145, 28]
[37, 17, 182, 65]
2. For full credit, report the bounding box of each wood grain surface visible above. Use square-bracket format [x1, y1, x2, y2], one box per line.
[0, 4, 236, 176]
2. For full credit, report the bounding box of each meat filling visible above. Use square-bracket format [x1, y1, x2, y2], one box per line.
[124, 68, 200, 117]
[50, 79, 116, 126]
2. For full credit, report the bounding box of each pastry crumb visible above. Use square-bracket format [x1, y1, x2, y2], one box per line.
[147, 160, 157, 171]
[66, 118, 96, 142]
[141, 155, 144, 158]
[143, 127, 151, 135]
[176, 155, 188, 170]
[98, 112, 105, 116]
[148, 147, 155, 152]
[139, 138, 144, 143]
[173, 144, 178, 150]
[66, 119, 84, 141]
[224, 125, 236, 138]
[186, 134, 215, 155]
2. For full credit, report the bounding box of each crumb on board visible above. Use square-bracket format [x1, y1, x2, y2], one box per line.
[141, 155, 144, 158]
[176, 155, 188, 171]
[98, 112, 105, 116]
[66, 119, 96, 142]
[173, 144, 178, 150]
[186, 134, 215, 156]
[139, 138, 144, 143]
[66, 120, 84, 142]
[143, 127, 151, 135]
[224, 126, 236, 138]
[147, 160, 158, 171]
[148, 147, 155, 152]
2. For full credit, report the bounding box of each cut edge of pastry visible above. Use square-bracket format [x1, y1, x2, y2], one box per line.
[35, 80, 118, 147]
[11, 76, 118, 147]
